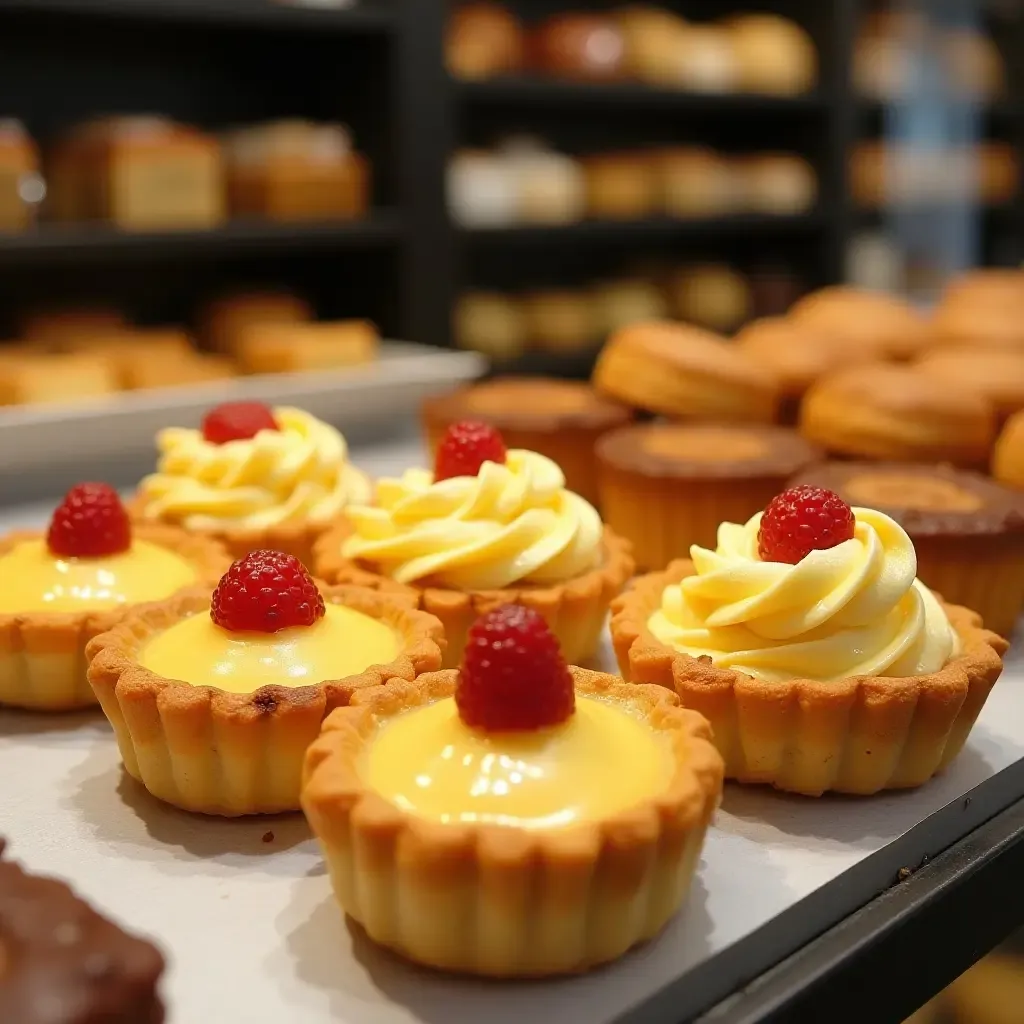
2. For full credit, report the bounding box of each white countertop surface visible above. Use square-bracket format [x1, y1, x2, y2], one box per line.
[2, 435, 1022, 1024]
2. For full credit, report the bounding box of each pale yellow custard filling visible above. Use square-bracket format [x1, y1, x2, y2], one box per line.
[0, 539, 197, 614]
[365, 696, 671, 829]
[139, 603, 400, 693]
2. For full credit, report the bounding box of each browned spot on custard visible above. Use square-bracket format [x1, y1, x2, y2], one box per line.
[641, 425, 768, 463]
[845, 473, 984, 513]
[262, 831, 274, 844]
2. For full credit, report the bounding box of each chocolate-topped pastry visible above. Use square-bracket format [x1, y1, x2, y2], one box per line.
[0, 840, 165, 1023]
[790, 461, 1024, 638]
[421, 377, 631, 506]
[596, 422, 821, 570]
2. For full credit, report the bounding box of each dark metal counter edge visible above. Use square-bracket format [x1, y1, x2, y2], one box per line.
[614, 754, 1024, 1024]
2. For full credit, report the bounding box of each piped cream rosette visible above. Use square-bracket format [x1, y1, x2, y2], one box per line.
[648, 507, 959, 682]
[314, 450, 634, 667]
[134, 407, 370, 563]
[341, 450, 603, 589]
[611, 507, 1006, 795]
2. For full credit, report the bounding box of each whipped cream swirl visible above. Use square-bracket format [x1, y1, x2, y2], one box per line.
[648, 507, 959, 682]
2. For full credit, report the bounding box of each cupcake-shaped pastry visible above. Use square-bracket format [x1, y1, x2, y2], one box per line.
[593, 321, 780, 422]
[726, 14, 817, 96]
[597, 423, 821, 571]
[313, 421, 634, 668]
[611, 485, 1008, 795]
[800, 363, 996, 468]
[787, 285, 930, 360]
[994, 410, 1024, 491]
[421, 378, 632, 507]
[915, 348, 1024, 426]
[302, 603, 723, 976]
[790, 462, 1024, 639]
[0, 483, 228, 711]
[0, 839, 166, 1023]
[132, 401, 370, 566]
[86, 551, 444, 815]
[736, 316, 870, 424]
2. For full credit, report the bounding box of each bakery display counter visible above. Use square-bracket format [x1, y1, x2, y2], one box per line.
[1, 426, 1023, 1024]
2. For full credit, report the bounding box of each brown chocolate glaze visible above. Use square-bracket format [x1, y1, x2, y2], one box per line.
[0, 839, 165, 1024]
[422, 378, 632, 433]
[790, 461, 1024, 539]
[597, 423, 822, 480]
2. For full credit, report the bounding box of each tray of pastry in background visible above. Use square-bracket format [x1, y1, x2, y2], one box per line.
[0, 292, 485, 476]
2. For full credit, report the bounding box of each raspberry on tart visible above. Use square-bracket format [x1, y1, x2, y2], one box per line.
[201, 401, 279, 445]
[0, 483, 230, 711]
[211, 550, 325, 633]
[434, 419, 508, 481]
[456, 603, 574, 731]
[757, 485, 856, 564]
[85, 549, 445, 815]
[46, 482, 131, 558]
[300, 606, 724, 976]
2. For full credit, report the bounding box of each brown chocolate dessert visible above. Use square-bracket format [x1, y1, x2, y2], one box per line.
[596, 422, 822, 570]
[790, 461, 1024, 638]
[0, 839, 165, 1023]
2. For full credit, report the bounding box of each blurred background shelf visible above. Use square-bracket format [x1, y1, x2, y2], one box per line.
[456, 78, 830, 113]
[0, 0, 396, 32]
[0, 214, 405, 265]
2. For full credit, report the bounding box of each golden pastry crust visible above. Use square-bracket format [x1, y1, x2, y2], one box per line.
[787, 286, 930, 360]
[592, 320, 779, 422]
[85, 584, 445, 816]
[301, 666, 724, 977]
[421, 378, 632, 507]
[915, 348, 1024, 422]
[994, 410, 1024, 490]
[610, 560, 1008, 796]
[931, 269, 1024, 350]
[312, 523, 634, 668]
[127, 492, 338, 567]
[0, 524, 229, 712]
[800, 363, 996, 467]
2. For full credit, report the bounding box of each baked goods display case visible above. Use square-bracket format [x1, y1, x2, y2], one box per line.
[2, 3, 1024, 1024]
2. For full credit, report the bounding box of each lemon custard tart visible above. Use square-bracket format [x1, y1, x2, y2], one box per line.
[301, 604, 723, 977]
[132, 400, 371, 565]
[611, 485, 1007, 796]
[313, 420, 634, 669]
[85, 550, 445, 815]
[0, 482, 229, 711]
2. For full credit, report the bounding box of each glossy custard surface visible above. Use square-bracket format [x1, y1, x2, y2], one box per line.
[140, 603, 400, 693]
[365, 695, 670, 829]
[0, 539, 197, 614]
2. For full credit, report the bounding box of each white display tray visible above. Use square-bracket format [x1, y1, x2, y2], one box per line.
[0, 342, 484, 477]
[2, 434, 1022, 1024]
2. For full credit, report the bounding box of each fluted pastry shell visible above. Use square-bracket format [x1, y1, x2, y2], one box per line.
[300, 666, 724, 976]
[610, 560, 1007, 796]
[85, 584, 445, 815]
[313, 522, 634, 668]
[0, 525, 229, 712]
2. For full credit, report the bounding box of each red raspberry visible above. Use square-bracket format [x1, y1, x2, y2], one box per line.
[456, 604, 575, 731]
[210, 550, 325, 633]
[434, 420, 507, 481]
[47, 483, 131, 558]
[201, 402, 279, 445]
[757, 485, 856, 565]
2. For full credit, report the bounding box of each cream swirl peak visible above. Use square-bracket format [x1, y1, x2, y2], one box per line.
[139, 407, 370, 531]
[341, 450, 603, 590]
[647, 507, 959, 682]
